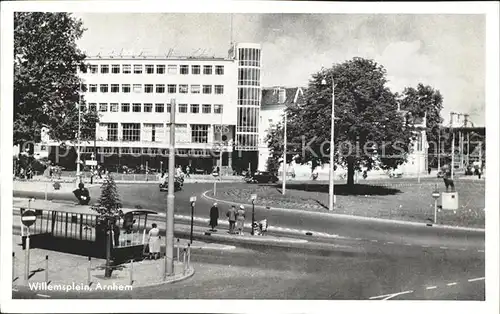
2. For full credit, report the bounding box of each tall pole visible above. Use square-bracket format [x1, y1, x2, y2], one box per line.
[437, 125, 441, 172]
[76, 87, 82, 187]
[329, 79, 335, 211]
[282, 111, 287, 195]
[219, 111, 223, 180]
[451, 129, 455, 180]
[251, 200, 255, 236]
[190, 201, 194, 244]
[165, 98, 176, 277]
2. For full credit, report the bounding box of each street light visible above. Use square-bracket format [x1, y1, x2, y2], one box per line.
[282, 110, 287, 195]
[76, 85, 82, 187]
[321, 75, 336, 211]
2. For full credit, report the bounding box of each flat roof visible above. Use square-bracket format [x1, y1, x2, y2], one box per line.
[85, 56, 233, 62]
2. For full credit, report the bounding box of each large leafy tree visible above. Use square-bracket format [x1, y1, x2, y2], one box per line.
[398, 84, 444, 166]
[267, 57, 416, 186]
[14, 12, 98, 148]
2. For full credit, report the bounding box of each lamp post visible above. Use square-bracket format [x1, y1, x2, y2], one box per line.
[432, 184, 440, 224]
[250, 194, 257, 236]
[164, 98, 176, 278]
[76, 88, 82, 187]
[437, 124, 441, 172]
[282, 111, 287, 195]
[321, 75, 335, 211]
[160, 161, 163, 174]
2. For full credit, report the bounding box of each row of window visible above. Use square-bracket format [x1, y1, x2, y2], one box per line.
[83, 84, 224, 95]
[87, 102, 223, 114]
[83, 64, 225, 75]
[100, 123, 212, 144]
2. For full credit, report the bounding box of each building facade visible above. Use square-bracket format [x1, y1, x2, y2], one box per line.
[44, 43, 262, 174]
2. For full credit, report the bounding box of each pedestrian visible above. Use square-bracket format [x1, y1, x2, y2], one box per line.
[147, 223, 161, 260]
[209, 202, 219, 231]
[236, 205, 246, 235]
[113, 219, 121, 247]
[226, 205, 237, 234]
[428, 166, 432, 175]
[186, 165, 191, 178]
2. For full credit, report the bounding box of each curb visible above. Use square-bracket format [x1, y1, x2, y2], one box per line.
[130, 266, 195, 288]
[202, 190, 485, 233]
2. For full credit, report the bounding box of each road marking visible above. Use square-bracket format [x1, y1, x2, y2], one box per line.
[459, 248, 467, 251]
[440, 246, 448, 250]
[371, 240, 378, 243]
[355, 238, 362, 241]
[446, 282, 457, 286]
[426, 286, 437, 290]
[478, 250, 485, 253]
[37, 294, 51, 298]
[421, 245, 430, 248]
[405, 243, 412, 246]
[12, 288, 18, 292]
[369, 290, 413, 300]
[468, 277, 485, 282]
[386, 242, 394, 244]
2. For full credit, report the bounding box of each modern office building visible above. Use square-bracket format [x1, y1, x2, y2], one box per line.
[43, 43, 262, 174]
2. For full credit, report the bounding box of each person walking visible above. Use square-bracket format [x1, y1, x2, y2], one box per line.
[147, 223, 161, 260]
[236, 205, 246, 235]
[186, 165, 191, 178]
[209, 202, 219, 231]
[226, 205, 237, 234]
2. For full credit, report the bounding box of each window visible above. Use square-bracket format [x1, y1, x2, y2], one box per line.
[133, 103, 141, 112]
[167, 84, 176, 93]
[133, 64, 142, 74]
[156, 84, 165, 93]
[122, 123, 141, 142]
[89, 65, 98, 73]
[166, 103, 171, 113]
[155, 103, 164, 113]
[121, 103, 130, 112]
[167, 65, 177, 74]
[145, 65, 154, 74]
[156, 65, 165, 74]
[89, 103, 97, 112]
[99, 103, 108, 112]
[122, 64, 131, 74]
[238, 68, 261, 86]
[133, 84, 142, 93]
[144, 84, 153, 93]
[202, 104, 211, 114]
[89, 84, 97, 93]
[215, 65, 224, 75]
[144, 124, 163, 142]
[203, 65, 212, 75]
[111, 84, 119, 93]
[190, 104, 199, 113]
[191, 85, 200, 94]
[191, 65, 200, 75]
[214, 104, 223, 114]
[100, 84, 109, 93]
[122, 84, 131, 93]
[107, 123, 118, 141]
[100, 65, 109, 74]
[111, 65, 120, 74]
[202, 85, 212, 94]
[110, 103, 119, 112]
[191, 125, 209, 143]
[144, 103, 152, 112]
[179, 84, 188, 94]
[215, 85, 224, 94]
[180, 65, 189, 75]
[178, 104, 188, 113]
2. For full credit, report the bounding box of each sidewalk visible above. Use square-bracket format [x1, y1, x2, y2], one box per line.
[11, 237, 194, 290]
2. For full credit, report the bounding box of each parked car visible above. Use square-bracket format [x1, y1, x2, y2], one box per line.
[247, 171, 279, 184]
[159, 176, 183, 192]
[193, 167, 207, 175]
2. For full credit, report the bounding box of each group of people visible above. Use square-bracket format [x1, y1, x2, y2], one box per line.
[209, 203, 249, 235]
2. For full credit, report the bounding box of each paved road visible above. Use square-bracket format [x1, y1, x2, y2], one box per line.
[12, 181, 485, 300]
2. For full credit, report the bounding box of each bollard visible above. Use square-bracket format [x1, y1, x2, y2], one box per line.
[187, 243, 191, 268]
[12, 252, 15, 282]
[45, 255, 49, 284]
[163, 252, 167, 281]
[183, 248, 187, 274]
[177, 239, 180, 262]
[87, 257, 91, 286]
[129, 259, 133, 285]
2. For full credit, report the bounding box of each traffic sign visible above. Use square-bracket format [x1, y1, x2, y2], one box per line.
[190, 196, 197, 203]
[85, 160, 97, 166]
[432, 190, 440, 199]
[250, 194, 257, 201]
[21, 210, 37, 227]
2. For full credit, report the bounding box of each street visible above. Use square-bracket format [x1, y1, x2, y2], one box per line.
[12, 181, 485, 300]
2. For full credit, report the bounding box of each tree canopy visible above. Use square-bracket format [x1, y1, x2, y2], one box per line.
[266, 57, 417, 186]
[14, 12, 98, 146]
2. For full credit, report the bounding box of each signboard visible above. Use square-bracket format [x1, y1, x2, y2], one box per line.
[21, 210, 37, 227]
[85, 160, 97, 166]
[432, 191, 440, 199]
[190, 196, 197, 203]
[250, 194, 257, 201]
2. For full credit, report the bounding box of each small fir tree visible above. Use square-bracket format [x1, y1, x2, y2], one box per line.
[92, 175, 122, 220]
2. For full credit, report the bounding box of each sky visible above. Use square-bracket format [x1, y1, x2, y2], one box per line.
[74, 13, 485, 126]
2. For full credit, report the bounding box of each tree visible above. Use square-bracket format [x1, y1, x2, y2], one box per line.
[91, 175, 122, 277]
[14, 12, 98, 148]
[267, 57, 416, 187]
[398, 84, 444, 166]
